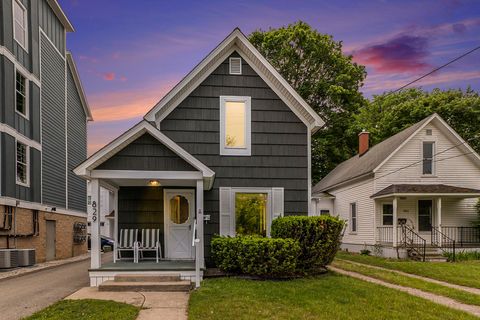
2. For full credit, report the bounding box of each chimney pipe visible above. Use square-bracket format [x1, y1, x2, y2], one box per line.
[358, 130, 369, 156]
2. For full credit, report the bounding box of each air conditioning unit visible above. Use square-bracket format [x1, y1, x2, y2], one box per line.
[17, 249, 35, 266]
[0, 249, 18, 268]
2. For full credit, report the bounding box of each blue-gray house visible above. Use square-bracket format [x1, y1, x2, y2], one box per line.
[75, 28, 323, 287]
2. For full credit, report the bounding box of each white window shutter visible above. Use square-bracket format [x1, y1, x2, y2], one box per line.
[272, 188, 284, 220]
[219, 187, 233, 236]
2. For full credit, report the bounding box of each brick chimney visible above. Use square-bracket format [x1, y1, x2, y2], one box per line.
[358, 130, 370, 156]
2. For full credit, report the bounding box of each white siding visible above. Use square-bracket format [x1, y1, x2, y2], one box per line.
[442, 198, 478, 227]
[330, 178, 375, 245]
[311, 198, 334, 216]
[375, 121, 480, 192]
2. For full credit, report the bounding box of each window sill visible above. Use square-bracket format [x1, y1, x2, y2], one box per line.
[15, 110, 29, 121]
[421, 175, 437, 178]
[16, 181, 30, 188]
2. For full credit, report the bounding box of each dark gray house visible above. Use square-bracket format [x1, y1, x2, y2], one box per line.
[75, 28, 323, 287]
[0, 0, 92, 262]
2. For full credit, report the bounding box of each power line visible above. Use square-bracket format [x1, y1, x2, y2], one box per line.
[388, 44, 480, 94]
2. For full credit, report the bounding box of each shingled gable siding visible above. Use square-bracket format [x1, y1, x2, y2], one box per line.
[96, 133, 197, 171]
[67, 66, 87, 212]
[41, 33, 66, 208]
[159, 52, 309, 261]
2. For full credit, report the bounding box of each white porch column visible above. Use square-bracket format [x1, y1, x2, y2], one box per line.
[195, 180, 205, 287]
[89, 179, 101, 269]
[113, 189, 119, 263]
[392, 197, 398, 248]
[437, 197, 442, 246]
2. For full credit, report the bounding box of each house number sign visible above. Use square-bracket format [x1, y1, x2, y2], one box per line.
[91, 200, 97, 222]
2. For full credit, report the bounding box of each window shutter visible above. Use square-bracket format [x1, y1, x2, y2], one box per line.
[272, 188, 284, 220]
[219, 187, 233, 236]
[229, 57, 242, 75]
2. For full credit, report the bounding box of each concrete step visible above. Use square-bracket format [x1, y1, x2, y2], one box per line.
[99, 280, 192, 292]
[425, 257, 448, 262]
[114, 274, 181, 282]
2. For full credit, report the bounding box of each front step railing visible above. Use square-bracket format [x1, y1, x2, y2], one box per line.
[432, 226, 456, 261]
[399, 224, 426, 262]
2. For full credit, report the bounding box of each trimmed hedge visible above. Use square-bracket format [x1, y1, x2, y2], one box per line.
[211, 236, 300, 277]
[271, 215, 345, 271]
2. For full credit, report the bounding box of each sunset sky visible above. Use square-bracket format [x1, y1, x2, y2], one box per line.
[57, 0, 480, 155]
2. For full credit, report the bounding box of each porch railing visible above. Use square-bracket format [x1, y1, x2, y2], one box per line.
[441, 227, 480, 247]
[432, 226, 455, 261]
[400, 224, 426, 262]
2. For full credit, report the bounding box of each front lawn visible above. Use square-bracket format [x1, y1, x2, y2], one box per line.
[189, 274, 477, 320]
[336, 251, 480, 288]
[23, 299, 139, 320]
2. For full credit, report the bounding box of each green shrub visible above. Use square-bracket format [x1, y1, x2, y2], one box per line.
[271, 215, 345, 271]
[444, 250, 480, 262]
[211, 236, 300, 277]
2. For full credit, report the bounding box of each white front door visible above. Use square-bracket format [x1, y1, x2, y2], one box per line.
[164, 189, 195, 259]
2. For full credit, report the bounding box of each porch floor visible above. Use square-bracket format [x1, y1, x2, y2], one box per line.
[91, 260, 196, 272]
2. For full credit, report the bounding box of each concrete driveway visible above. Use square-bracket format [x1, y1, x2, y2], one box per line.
[0, 252, 112, 320]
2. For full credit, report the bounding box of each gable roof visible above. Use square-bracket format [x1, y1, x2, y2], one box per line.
[74, 121, 215, 189]
[66, 52, 93, 121]
[313, 113, 480, 193]
[144, 28, 324, 133]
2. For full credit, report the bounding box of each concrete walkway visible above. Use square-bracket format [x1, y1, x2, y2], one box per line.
[329, 266, 480, 317]
[66, 287, 189, 320]
[336, 258, 480, 295]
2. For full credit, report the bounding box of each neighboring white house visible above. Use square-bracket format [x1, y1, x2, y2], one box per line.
[312, 113, 480, 259]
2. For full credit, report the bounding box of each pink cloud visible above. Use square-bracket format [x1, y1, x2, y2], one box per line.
[102, 72, 116, 81]
[119, 75, 127, 82]
[353, 35, 430, 73]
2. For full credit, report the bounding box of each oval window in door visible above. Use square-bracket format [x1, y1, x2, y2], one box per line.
[170, 195, 189, 224]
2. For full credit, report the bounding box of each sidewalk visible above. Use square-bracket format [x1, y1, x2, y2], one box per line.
[67, 287, 189, 320]
[0, 253, 90, 281]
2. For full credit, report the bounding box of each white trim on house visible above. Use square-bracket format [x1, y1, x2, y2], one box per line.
[372, 192, 480, 199]
[39, 29, 66, 59]
[66, 52, 93, 120]
[144, 28, 324, 133]
[0, 196, 87, 217]
[219, 95, 251, 156]
[12, 0, 29, 53]
[0, 123, 42, 150]
[14, 68, 29, 120]
[45, 0, 75, 32]
[0, 46, 41, 87]
[90, 170, 203, 180]
[74, 121, 215, 189]
[15, 139, 30, 187]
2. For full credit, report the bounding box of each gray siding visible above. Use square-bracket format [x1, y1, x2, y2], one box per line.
[0, 132, 40, 202]
[160, 52, 309, 259]
[41, 33, 66, 208]
[38, 0, 65, 56]
[97, 133, 197, 171]
[118, 187, 165, 254]
[66, 66, 87, 212]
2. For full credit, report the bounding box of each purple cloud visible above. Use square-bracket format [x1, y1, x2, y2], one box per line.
[353, 35, 430, 73]
[452, 23, 467, 33]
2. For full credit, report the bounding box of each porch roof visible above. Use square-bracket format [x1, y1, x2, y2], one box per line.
[371, 184, 480, 199]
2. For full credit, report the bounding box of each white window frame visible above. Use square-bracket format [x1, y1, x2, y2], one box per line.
[15, 68, 29, 119]
[12, 0, 28, 52]
[16, 140, 30, 187]
[219, 96, 251, 156]
[229, 57, 242, 75]
[232, 188, 272, 236]
[349, 202, 357, 233]
[422, 141, 435, 176]
[381, 203, 393, 226]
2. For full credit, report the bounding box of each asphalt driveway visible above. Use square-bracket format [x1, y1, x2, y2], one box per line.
[0, 252, 112, 320]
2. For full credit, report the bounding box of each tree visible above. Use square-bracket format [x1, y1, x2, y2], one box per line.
[350, 88, 480, 153]
[249, 22, 367, 183]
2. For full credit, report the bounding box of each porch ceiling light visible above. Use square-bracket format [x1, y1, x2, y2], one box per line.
[149, 180, 161, 187]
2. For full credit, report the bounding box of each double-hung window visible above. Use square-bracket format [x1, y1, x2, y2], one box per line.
[16, 141, 29, 186]
[13, 0, 28, 50]
[16, 71, 28, 117]
[382, 204, 393, 226]
[350, 202, 357, 233]
[220, 96, 251, 156]
[422, 141, 435, 175]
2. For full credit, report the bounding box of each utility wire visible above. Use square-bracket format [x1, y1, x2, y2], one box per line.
[388, 44, 480, 94]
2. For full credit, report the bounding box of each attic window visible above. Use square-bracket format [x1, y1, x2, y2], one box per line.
[229, 57, 242, 75]
[426, 129, 432, 136]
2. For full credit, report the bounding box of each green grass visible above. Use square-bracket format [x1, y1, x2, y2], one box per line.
[337, 251, 480, 288]
[189, 274, 478, 320]
[23, 299, 139, 320]
[333, 259, 480, 306]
